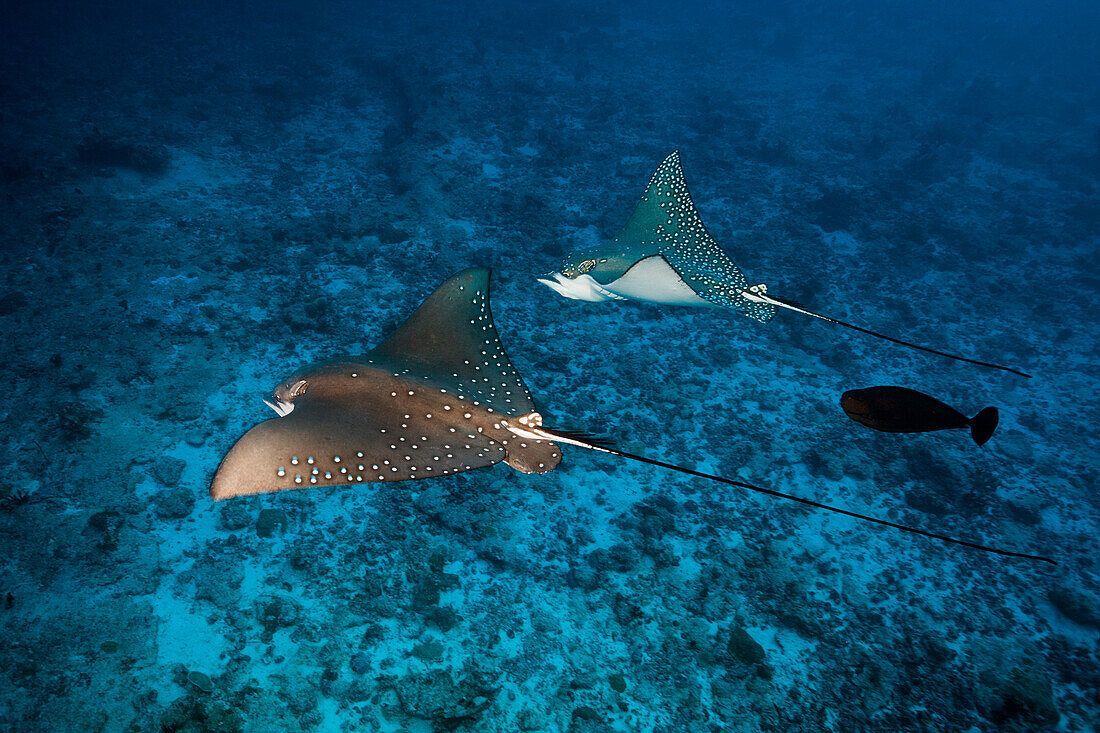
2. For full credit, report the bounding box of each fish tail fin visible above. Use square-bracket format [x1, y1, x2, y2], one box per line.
[969, 406, 1000, 446]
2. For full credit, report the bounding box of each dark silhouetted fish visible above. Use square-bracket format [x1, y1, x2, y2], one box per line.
[210, 268, 1050, 565]
[841, 386, 1000, 446]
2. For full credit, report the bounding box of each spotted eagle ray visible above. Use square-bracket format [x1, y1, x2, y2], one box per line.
[210, 268, 1052, 565]
[539, 151, 1031, 379]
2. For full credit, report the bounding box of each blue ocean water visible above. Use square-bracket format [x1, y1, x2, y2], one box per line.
[1, 0, 1097, 730]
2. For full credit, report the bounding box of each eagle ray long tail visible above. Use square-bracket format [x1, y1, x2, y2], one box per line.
[540, 428, 1055, 566]
[747, 291, 1032, 379]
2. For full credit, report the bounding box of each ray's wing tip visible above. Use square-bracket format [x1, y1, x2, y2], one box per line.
[208, 474, 232, 501]
[454, 265, 492, 282]
[209, 469, 243, 501]
[441, 266, 494, 298]
[210, 473, 279, 501]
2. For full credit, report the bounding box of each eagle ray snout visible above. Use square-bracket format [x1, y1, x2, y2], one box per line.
[537, 272, 568, 295]
[263, 398, 294, 417]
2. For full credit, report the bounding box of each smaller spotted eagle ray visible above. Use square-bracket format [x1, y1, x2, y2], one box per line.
[539, 151, 1031, 379]
[210, 268, 1052, 565]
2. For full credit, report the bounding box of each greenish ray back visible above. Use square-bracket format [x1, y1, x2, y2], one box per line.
[612, 151, 775, 322]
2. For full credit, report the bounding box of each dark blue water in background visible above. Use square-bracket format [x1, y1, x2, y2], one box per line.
[1, 1, 1098, 730]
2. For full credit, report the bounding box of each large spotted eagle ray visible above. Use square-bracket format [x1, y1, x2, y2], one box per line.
[539, 151, 1031, 379]
[211, 268, 1052, 565]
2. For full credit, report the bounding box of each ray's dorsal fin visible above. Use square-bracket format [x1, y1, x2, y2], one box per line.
[614, 151, 776, 322]
[368, 267, 539, 412]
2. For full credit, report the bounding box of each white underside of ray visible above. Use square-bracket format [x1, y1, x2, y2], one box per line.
[537, 272, 625, 302]
[539, 256, 719, 307]
[603, 256, 718, 306]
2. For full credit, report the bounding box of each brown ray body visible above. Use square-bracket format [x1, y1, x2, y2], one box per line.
[210, 268, 560, 499]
